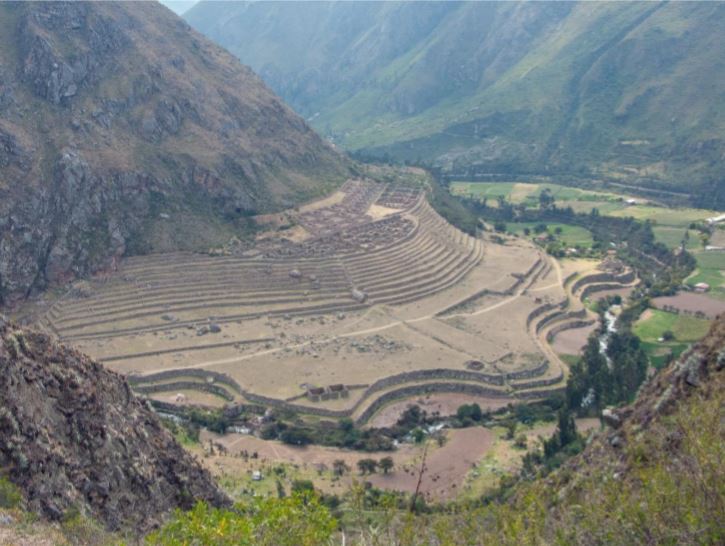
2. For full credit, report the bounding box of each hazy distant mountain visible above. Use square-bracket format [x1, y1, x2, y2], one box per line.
[186, 1, 725, 201]
[159, 1, 197, 16]
[0, 1, 349, 303]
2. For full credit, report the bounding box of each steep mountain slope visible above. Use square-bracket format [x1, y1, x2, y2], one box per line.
[0, 1, 350, 304]
[521, 314, 725, 544]
[186, 1, 725, 202]
[0, 314, 228, 532]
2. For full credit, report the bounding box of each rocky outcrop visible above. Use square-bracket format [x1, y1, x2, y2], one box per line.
[0, 1, 350, 304]
[0, 318, 228, 532]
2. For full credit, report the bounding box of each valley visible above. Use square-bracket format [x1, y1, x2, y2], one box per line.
[18, 176, 643, 431]
[28, 181, 608, 422]
[0, 2, 722, 543]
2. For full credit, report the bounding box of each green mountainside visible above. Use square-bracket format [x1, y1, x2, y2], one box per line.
[186, 1, 725, 204]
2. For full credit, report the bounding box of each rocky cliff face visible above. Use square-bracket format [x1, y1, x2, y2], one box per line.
[0, 315, 228, 532]
[0, 1, 350, 304]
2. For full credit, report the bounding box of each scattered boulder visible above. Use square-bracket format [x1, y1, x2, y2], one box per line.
[351, 288, 368, 303]
[208, 323, 222, 334]
[601, 408, 621, 428]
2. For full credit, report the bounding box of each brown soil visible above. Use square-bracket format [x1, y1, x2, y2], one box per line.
[551, 322, 597, 355]
[201, 427, 495, 501]
[652, 293, 725, 319]
[366, 427, 495, 501]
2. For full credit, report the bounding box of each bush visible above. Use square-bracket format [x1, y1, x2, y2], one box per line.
[0, 476, 21, 509]
[514, 434, 528, 449]
[147, 494, 336, 546]
[280, 427, 313, 446]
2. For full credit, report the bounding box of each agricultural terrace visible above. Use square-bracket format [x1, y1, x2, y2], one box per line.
[39, 180, 638, 422]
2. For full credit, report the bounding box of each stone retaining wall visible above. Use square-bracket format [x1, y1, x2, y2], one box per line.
[571, 270, 635, 294]
[355, 382, 509, 424]
[135, 381, 236, 401]
[526, 300, 566, 327]
[580, 281, 635, 300]
[128, 369, 244, 394]
[546, 319, 597, 342]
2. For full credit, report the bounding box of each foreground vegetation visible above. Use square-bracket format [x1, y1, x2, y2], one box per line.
[148, 364, 723, 545]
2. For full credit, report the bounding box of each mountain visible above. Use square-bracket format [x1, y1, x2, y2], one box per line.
[0, 314, 228, 532]
[159, 1, 198, 16]
[515, 314, 725, 544]
[0, 1, 350, 305]
[185, 0, 725, 203]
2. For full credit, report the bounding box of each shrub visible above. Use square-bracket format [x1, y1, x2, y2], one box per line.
[514, 434, 528, 449]
[0, 476, 21, 509]
[147, 494, 336, 546]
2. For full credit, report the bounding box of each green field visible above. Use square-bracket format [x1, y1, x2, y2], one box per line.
[451, 182, 718, 231]
[505, 222, 594, 248]
[608, 205, 717, 228]
[686, 251, 725, 298]
[450, 181, 626, 210]
[634, 308, 711, 368]
[653, 227, 701, 250]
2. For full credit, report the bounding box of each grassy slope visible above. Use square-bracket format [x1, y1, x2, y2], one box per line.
[187, 1, 725, 194]
[347, 3, 725, 186]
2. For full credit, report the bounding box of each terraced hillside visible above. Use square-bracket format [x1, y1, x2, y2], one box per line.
[36, 185, 638, 422]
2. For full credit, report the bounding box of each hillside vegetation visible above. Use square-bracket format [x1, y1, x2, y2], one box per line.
[186, 1, 725, 206]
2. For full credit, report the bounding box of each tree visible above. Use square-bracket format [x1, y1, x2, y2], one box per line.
[505, 420, 517, 440]
[534, 223, 548, 234]
[662, 330, 675, 341]
[357, 458, 377, 475]
[291, 480, 315, 495]
[397, 405, 424, 428]
[554, 226, 563, 235]
[456, 403, 483, 423]
[523, 227, 531, 236]
[339, 418, 354, 432]
[556, 407, 578, 448]
[514, 434, 528, 449]
[332, 459, 349, 477]
[280, 428, 312, 446]
[494, 221, 507, 233]
[379, 456, 394, 474]
[412, 428, 426, 443]
[539, 189, 555, 210]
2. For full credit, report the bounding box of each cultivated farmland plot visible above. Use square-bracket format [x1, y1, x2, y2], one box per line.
[36, 181, 638, 422]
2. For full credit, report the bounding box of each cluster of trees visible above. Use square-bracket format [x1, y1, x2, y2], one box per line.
[565, 330, 648, 416]
[455, 403, 484, 426]
[356, 456, 395, 475]
[260, 418, 396, 451]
